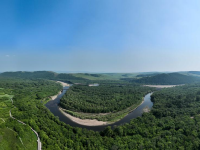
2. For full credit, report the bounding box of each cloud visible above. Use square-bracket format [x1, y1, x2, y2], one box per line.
[6, 55, 10, 57]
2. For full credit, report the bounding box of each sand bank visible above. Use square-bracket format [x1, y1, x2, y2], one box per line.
[143, 85, 182, 88]
[59, 108, 108, 126]
[50, 81, 70, 100]
[56, 81, 70, 87]
[50, 91, 61, 100]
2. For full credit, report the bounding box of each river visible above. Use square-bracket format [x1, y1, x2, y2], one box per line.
[45, 86, 153, 131]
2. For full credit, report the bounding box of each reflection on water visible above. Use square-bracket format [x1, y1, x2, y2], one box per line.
[45, 87, 153, 131]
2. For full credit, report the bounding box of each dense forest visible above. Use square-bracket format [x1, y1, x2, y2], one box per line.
[123, 73, 200, 85]
[2, 72, 200, 149]
[60, 84, 153, 113]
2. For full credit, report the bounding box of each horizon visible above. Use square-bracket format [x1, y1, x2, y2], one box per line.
[0, 70, 198, 74]
[1, 1, 200, 72]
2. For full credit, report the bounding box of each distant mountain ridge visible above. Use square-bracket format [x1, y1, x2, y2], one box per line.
[123, 73, 200, 85]
[0, 71, 89, 84]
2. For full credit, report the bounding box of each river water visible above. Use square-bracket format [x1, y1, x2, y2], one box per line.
[45, 86, 153, 131]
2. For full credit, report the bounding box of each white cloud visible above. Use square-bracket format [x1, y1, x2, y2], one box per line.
[6, 55, 10, 57]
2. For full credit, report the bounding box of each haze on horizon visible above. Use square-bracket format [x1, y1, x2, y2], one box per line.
[1, 0, 200, 73]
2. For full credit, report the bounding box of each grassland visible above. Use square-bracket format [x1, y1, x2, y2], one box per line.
[72, 73, 139, 80]
[0, 89, 37, 150]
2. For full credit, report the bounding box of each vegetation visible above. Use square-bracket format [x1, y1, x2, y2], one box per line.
[73, 73, 139, 80]
[136, 72, 161, 78]
[188, 71, 200, 76]
[2, 72, 200, 149]
[124, 73, 200, 85]
[0, 71, 141, 83]
[151, 83, 200, 117]
[60, 84, 152, 113]
[0, 85, 38, 149]
[60, 84, 153, 121]
[0, 77, 62, 150]
[0, 71, 90, 84]
[61, 100, 145, 122]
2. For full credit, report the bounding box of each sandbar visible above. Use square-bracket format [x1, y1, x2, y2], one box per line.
[56, 81, 70, 87]
[59, 107, 108, 126]
[143, 85, 183, 88]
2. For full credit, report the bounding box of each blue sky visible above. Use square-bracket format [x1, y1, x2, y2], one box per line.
[1, 0, 200, 72]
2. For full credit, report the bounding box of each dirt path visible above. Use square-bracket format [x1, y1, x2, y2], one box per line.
[0, 118, 5, 122]
[9, 97, 42, 150]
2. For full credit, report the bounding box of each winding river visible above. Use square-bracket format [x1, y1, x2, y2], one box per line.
[45, 86, 153, 131]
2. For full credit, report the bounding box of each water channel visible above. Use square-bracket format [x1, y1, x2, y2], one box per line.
[45, 86, 153, 131]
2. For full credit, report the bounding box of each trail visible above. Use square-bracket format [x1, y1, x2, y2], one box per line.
[9, 99, 42, 150]
[0, 118, 5, 122]
[7, 127, 25, 148]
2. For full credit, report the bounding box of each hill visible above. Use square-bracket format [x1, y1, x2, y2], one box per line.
[123, 73, 200, 85]
[188, 71, 200, 76]
[0, 71, 89, 84]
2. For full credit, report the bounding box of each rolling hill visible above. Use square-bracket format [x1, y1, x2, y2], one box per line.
[123, 73, 200, 85]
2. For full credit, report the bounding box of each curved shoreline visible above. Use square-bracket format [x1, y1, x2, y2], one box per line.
[50, 91, 61, 100]
[56, 81, 70, 87]
[58, 96, 147, 126]
[50, 81, 71, 100]
[59, 107, 108, 126]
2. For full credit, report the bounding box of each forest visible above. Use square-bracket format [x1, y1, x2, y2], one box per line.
[1, 72, 200, 149]
[60, 84, 153, 113]
[59, 84, 153, 122]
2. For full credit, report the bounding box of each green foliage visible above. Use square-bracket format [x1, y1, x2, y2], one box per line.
[2, 72, 200, 149]
[0, 71, 90, 84]
[60, 84, 153, 113]
[124, 73, 200, 85]
[0, 127, 23, 150]
[151, 83, 200, 118]
[0, 71, 139, 84]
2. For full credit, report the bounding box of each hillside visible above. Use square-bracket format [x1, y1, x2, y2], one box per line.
[188, 71, 200, 76]
[0, 71, 89, 84]
[124, 73, 200, 85]
[0, 71, 138, 84]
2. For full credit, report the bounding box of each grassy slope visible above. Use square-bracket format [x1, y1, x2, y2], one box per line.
[0, 128, 22, 150]
[132, 73, 200, 85]
[73, 73, 139, 80]
[0, 92, 37, 150]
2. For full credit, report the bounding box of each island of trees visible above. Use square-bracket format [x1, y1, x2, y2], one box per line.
[60, 84, 153, 122]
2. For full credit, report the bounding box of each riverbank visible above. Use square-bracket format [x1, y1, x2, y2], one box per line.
[143, 85, 181, 88]
[58, 96, 147, 126]
[56, 81, 70, 87]
[47, 81, 70, 101]
[59, 107, 108, 126]
[50, 91, 61, 100]
[46, 92, 153, 131]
